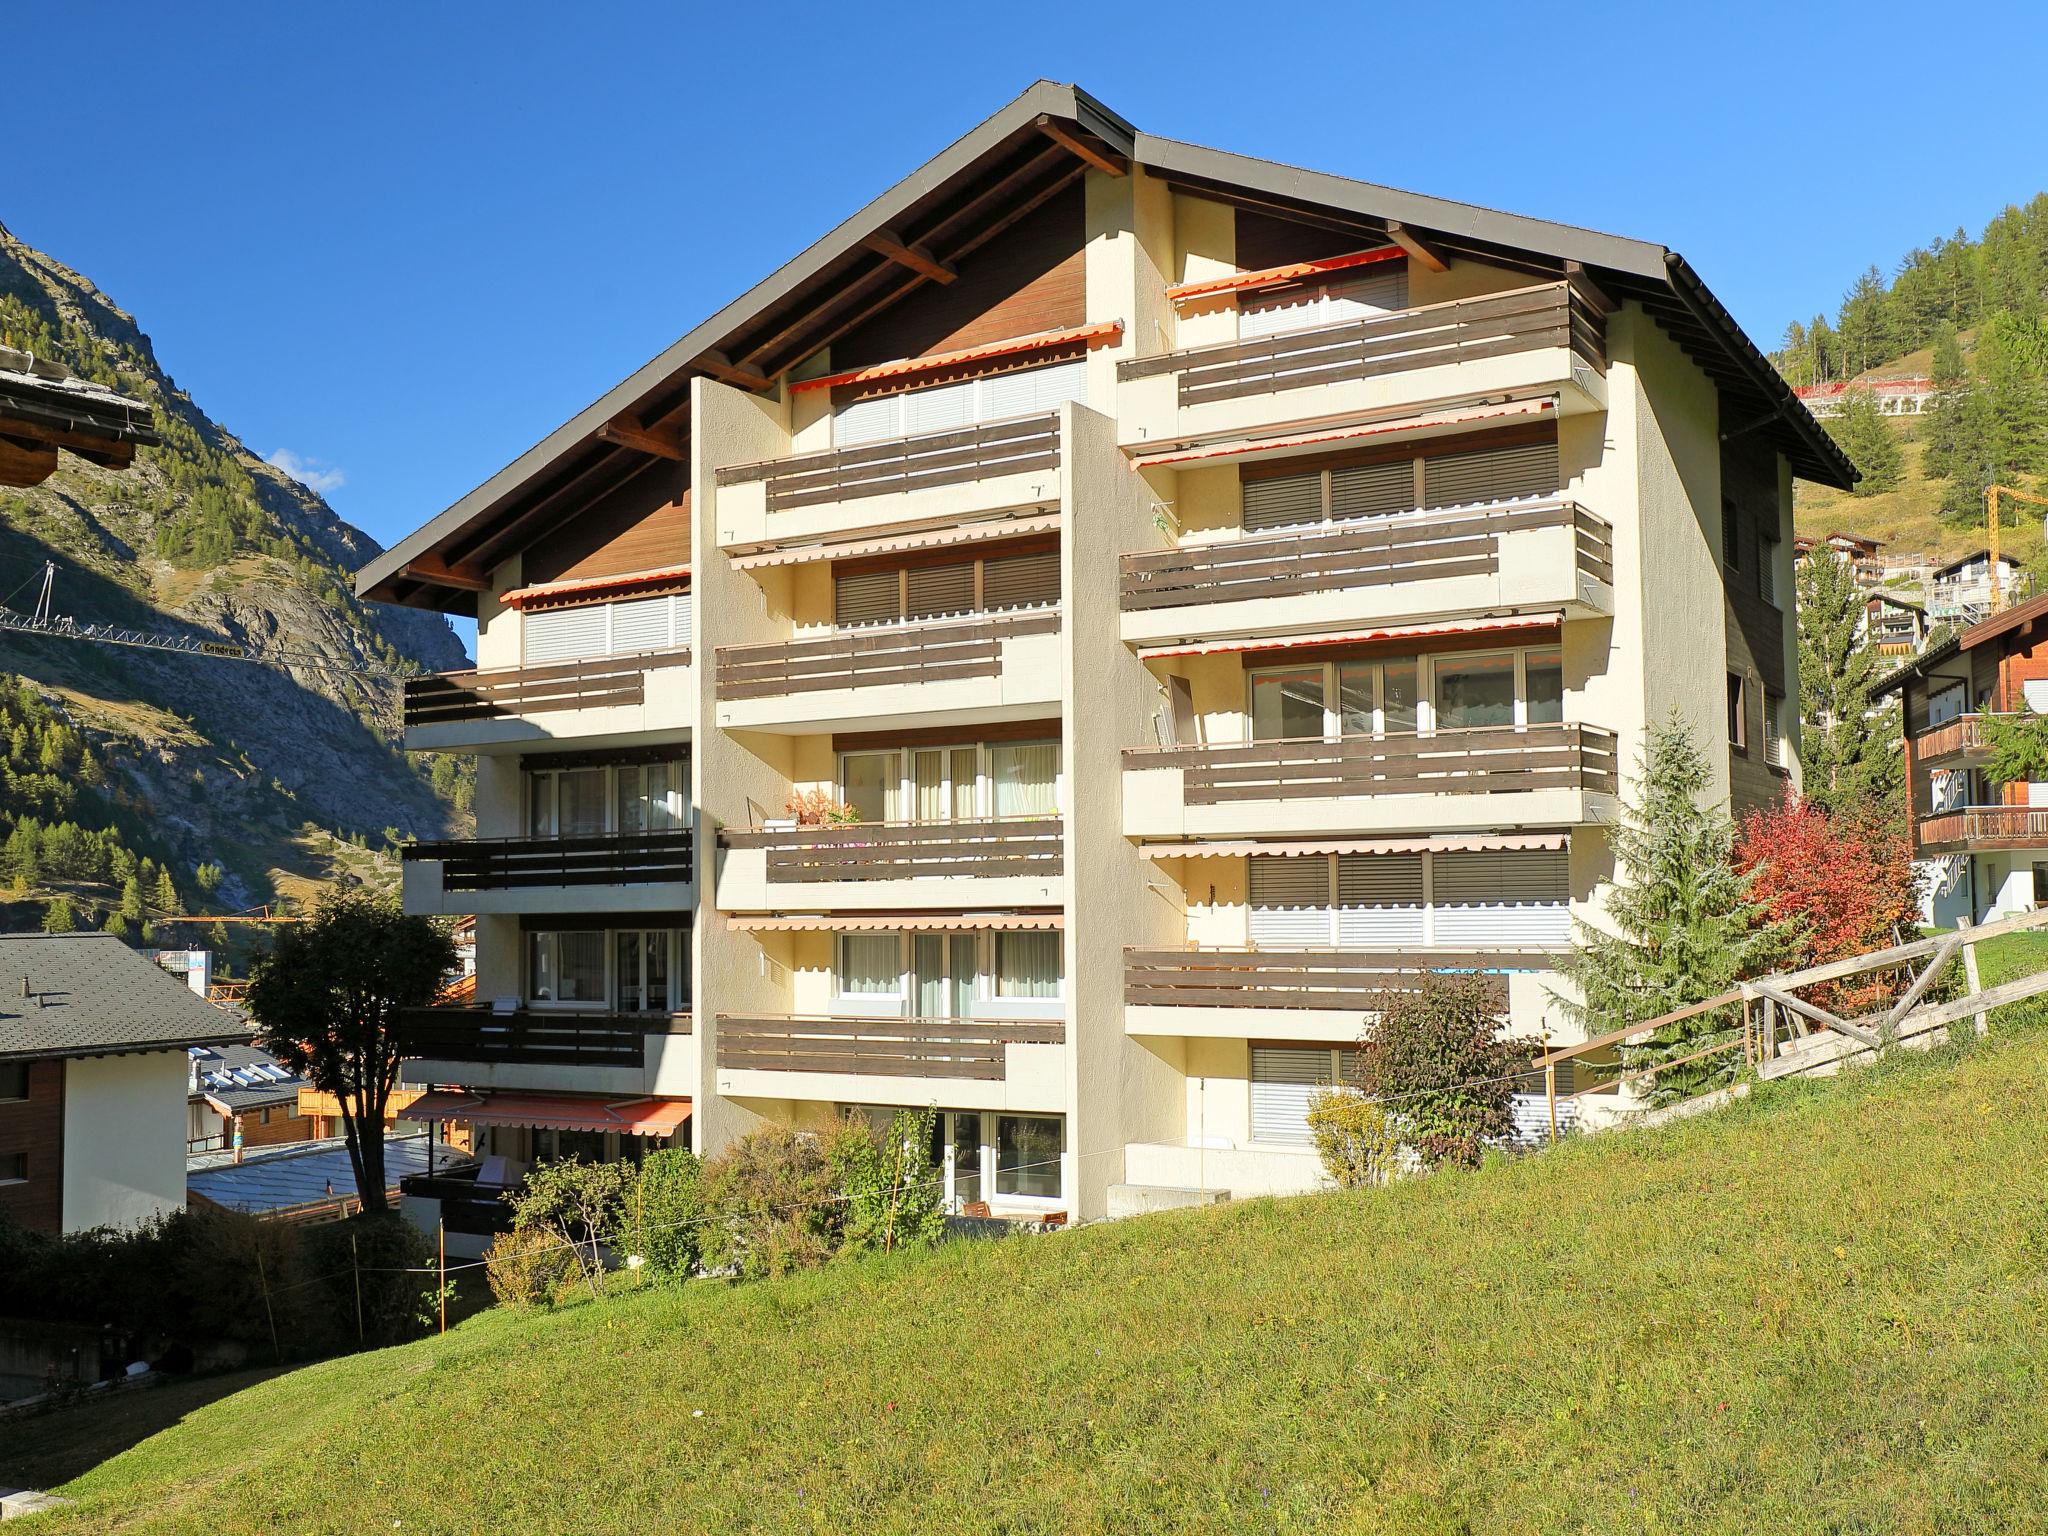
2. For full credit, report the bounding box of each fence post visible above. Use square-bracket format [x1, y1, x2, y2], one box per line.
[351, 1232, 364, 1343]
[438, 1220, 448, 1336]
[1545, 1062, 1558, 1146]
[255, 1244, 282, 1364]
[1959, 916, 1988, 1036]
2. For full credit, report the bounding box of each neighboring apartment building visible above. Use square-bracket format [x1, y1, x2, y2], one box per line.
[1790, 377, 1935, 418]
[358, 83, 1852, 1221]
[186, 1041, 314, 1155]
[1883, 592, 2048, 927]
[1929, 549, 2029, 627]
[0, 932, 250, 1233]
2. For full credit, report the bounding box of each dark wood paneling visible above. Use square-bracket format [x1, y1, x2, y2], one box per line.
[0, 1058, 64, 1234]
[832, 184, 1085, 371]
[715, 613, 1057, 701]
[522, 473, 692, 586]
[1129, 726, 1619, 803]
[402, 649, 692, 727]
[834, 717, 1060, 753]
[402, 830, 694, 890]
[723, 818, 1064, 882]
[1234, 210, 1372, 271]
[396, 1008, 691, 1068]
[1721, 437, 1787, 818]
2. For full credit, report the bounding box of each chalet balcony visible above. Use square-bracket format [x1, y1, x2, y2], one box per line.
[1917, 806, 2048, 854]
[1122, 724, 1619, 841]
[1115, 281, 1608, 450]
[400, 829, 694, 917]
[713, 412, 1062, 544]
[400, 648, 694, 753]
[1910, 713, 2009, 766]
[713, 1013, 1066, 1109]
[714, 610, 1060, 733]
[394, 1009, 697, 1100]
[718, 817, 1064, 912]
[1119, 500, 1613, 647]
[1122, 947, 1560, 1042]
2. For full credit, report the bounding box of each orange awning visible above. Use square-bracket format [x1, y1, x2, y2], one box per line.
[405, 1091, 692, 1136]
[1131, 399, 1555, 469]
[729, 913, 1063, 932]
[1141, 833, 1569, 859]
[1137, 611, 1563, 661]
[502, 564, 691, 610]
[730, 510, 1060, 570]
[1166, 246, 1405, 303]
[790, 321, 1123, 394]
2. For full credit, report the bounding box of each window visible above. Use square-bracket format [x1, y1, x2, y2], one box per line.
[836, 933, 904, 998]
[839, 750, 900, 824]
[1250, 1046, 1343, 1146]
[615, 930, 677, 1013]
[1240, 268, 1409, 338]
[527, 930, 607, 1006]
[527, 761, 685, 838]
[1759, 532, 1779, 607]
[1249, 666, 1327, 741]
[1525, 649, 1564, 725]
[259, 1108, 273, 1126]
[990, 742, 1060, 819]
[995, 932, 1061, 998]
[996, 1114, 1063, 1198]
[0, 1062, 27, 1102]
[0, 1151, 24, 1184]
[1764, 691, 1786, 769]
[1432, 652, 1518, 730]
[833, 547, 1061, 629]
[1722, 502, 1741, 570]
[1728, 673, 1749, 753]
[1420, 441, 1559, 510]
[522, 592, 691, 665]
[836, 740, 1061, 825]
[1250, 850, 1568, 949]
[617, 762, 682, 833]
[832, 359, 1088, 447]
[528, 766, 607, 838]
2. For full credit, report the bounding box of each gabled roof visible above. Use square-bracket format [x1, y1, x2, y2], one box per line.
[1873, 589, 2048, 697]
[0, 932, 251, 1061]
[1932, 548, 2021, 578]
[358, 81, 1854, 612]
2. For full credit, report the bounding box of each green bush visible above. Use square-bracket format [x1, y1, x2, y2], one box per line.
[507, 1159, 634, 1298]
[830, 1108, 945, 1256]
[699, 1125, 841, 1281]
[300, 1212, 433, 1348]
[1305, 1089, 1399, 1189]
[1359, 971, 1522, 1170]
[484, 1228, 576, 1310]
[629, 1148, 704, 1281]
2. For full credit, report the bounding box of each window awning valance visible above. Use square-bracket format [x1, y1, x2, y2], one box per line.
[789, 321, 1123, 395]
[502, 564, 691, 611]
[1137, 610, 1563, 662]
[1165, 246, 1405, 304]
[1140, 833, 1569, 860]
[406, 1090, 692, 1136]
[729, 510, 1060, 570]
[727, 912, 1063, 932]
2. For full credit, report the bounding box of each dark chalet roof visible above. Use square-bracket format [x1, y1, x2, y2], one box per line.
[0, 932, 251, 1062]
[358, 81, 1853, 614]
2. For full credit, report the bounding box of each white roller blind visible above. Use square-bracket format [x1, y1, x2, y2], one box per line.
[610, 595, 672, 653]
[982, 357, 1088, 418]
[1335, 854, 1426, 947]
[1249, 857, 1333, 947]
[1250, 1045, 1336, 1146]
[1422, 441, 1560, 510]
[834, 569, 902, 628]
[1432, 850, 1570, 947]
[834, 360, 1089, 447]
[1240, 269, 1408, 338]
[983, 549, 1060, 610]
[522, 606, 607, 665]
[1242, 471, 1324, 532]
[902, 378, 975, 436]
[832, 394, 899, 447]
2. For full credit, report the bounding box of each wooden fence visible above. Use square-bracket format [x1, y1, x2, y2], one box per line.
[714, 412, 1060, 512]
[723, 817, 1063, 882]
[1123, 949, 1551, 1012]
[715, 611, 1056, 701]
[716, 1014, 1066, 1080]
[403, 648, 691, 727]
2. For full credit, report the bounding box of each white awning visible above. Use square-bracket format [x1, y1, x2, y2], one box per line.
[1137, 611, 1563, 661]
[1129, 398, 1556, 470]
[727, 912, 1064, 932]
[1141, 833, 1569, 859]
[729, 509, 1060, 570]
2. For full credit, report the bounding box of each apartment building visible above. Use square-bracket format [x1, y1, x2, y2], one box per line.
[358, 83, 1851, 1223]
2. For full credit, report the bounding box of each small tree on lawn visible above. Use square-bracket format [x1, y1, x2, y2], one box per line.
[830, 1107, 946, 1255]
[1355, 971, 1521, 1170]
[244, 891, 455, 1212]
[508, 1158, 634, 1300]
[1554, 716, 1794, 1103]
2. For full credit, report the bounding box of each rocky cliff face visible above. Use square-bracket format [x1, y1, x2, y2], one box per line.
[0, 222, 470, 917]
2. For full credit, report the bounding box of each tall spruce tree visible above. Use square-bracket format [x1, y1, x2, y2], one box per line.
[1796, 550, 1904, 817]
[1553, 718, 1793, 1103]
[1922, 324, 1976, 486]
[1827, 385, 1904, 494]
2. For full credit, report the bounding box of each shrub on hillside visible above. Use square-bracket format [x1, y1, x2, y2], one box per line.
[1305, 1090, 1399, 1189]
[830, 1108, 946, 1256]
[507, 1159, 635, 1299]
[629, 1147, 705, 1281]
[483, 1227, 576, 1310]
[300, 1211, 433, 1348]
[699, 1125, 842, 1280]
[1358, 971, 1521, 1170]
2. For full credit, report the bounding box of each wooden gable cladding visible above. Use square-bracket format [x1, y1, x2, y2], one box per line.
[522, 463, 692, 587]
[829, 183, 1085, 373]
[1235, 210, 1373, 272]
[0, 1057, 63, 1234]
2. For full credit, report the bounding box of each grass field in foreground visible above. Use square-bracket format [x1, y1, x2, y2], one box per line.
[23, 1025, 2048, 1535]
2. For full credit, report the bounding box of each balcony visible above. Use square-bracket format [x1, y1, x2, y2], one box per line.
[1119, 500, 1612, 646]
[401, 830, 694, 916]
[398, 1168, 516, 1237]
[400, 648, 693, 752]
[394, 1009, 697, 1100]
[714, 611, 1060, 733]
[1911, 714, 2007, 766]
[718, 817, 1064, 911]
[1917, 806, 2048, 854]
[713, 412, 1061, 544]
[714, 1013, 1066, 1109]
[1123, 947, 1559, 1041]
[1116, 282, 1607, 450]
[1123, 724, 1619, 840]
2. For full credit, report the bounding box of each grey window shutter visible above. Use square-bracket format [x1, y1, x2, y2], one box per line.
[1242, 470, 1324, 532]
[1328, 460, 1416, 522]
[1321, 269, 1408, 319]
[1250, 1045, 1336, 1146]
[982, 549, 1060, 610]
[1249, 856, 1334, 947]
[1431, 849, 1570, 947]
[905, 561, 976, 621]
[1422, 441, 1560, 510]
[834, 569, 902, 628]
[1335, 854, 1426, 946]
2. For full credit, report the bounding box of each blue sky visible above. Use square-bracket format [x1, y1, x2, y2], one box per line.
[12, 2, 2048, 574]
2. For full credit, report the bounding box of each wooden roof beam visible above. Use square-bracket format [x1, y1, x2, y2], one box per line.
[861, 228, 956, 284]
[404, 554, 488, 592]
[1386, 221, 1450, 273]
[693, 350, 772, 392]
[595, 413, 687, 460]
[1035, 115, 1127, 176]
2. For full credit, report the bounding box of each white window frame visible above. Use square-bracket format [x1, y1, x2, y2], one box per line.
[1248, 849, 1570, 951]
[526, 927, 684, 1014]
[1244, 647, 1562, 741]
[851, 1105, 1068, 1215]
[832, 930, 1064, 1019]
[833, 740, 1063, 825]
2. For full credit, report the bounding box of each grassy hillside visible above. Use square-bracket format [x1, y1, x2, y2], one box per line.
[19, 1026, 2048, 1534]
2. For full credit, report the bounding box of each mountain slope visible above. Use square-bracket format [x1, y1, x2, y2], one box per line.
[0, 222, 468, 931]
[20, 1025, 2048, 1534]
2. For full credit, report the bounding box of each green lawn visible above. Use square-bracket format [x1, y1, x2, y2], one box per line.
[22, 1030, 2048, 1535]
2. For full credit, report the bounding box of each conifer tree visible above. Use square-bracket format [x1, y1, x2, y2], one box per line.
[42, 896, 75, 934]
[152, 868, 178, 915]
[1553, 717, 1794, 1103]
[1827, 386, 1903, 494]
[1796, 551, 1904, 817]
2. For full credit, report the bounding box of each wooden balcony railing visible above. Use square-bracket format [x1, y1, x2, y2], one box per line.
[1910, 713, 2007, 762]
[716, 1014, 1065, 1080]
[1126, 724, 1619, 804]
[1917, 806, 2048, 850]
[402, 830, 693, 891]
[403, 648, 691, 728]
[715, 610, 1058, 701]
[722, 817, 1063, 882]
[1116, 281, 1606, 407]
[1120, 500, 1610, 611]
[713, 411, 1060, 513]
[1125, 949, 1560, 1012]
[393, 1008, 692, 1068]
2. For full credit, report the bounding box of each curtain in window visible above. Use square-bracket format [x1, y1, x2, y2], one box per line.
[991, 743, 1059, 818]
[837, 934, 902, 997]
[995, 932, 1060, 998]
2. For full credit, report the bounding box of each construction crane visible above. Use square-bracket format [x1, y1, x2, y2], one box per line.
[1985, 484, 2048, 613]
